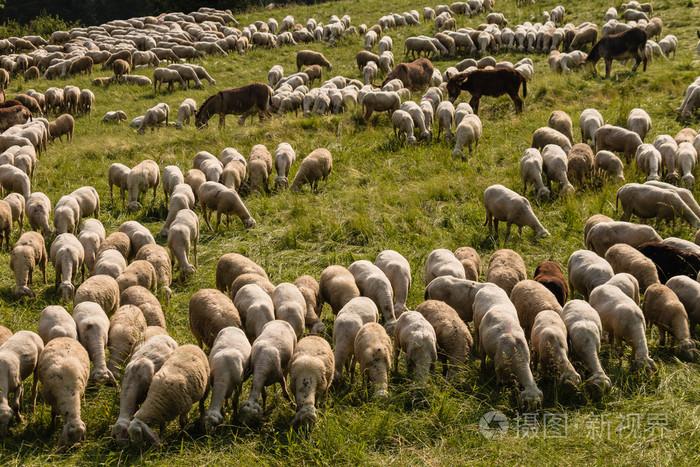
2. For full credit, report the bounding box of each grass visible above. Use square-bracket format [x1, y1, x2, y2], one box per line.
[1, 0, 700, 464]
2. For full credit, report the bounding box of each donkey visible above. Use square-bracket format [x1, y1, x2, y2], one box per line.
[447, 68, 527, 114]
[586, 27, 647, 78]
[195, 82, 273, 128]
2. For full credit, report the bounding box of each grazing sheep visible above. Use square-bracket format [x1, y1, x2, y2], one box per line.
[37, 305, 77, 344]
[483, 184, 550, 240]
[510, 280, 563, 339]
[166, 208, 198, 280]
[676, 142, 697, 190]
[319, 265, 360, 315]
[361, 91, 401, 122]
[296, 50, 332, 72]
[635, 144, 662, 181]
[293, 275, 325, 334]
[198, 182, 255, 230]
[288, 336, 334, 429]
[48, 114, 75, 143]
[127, 345, 209, 445]
[52, 196, 80, 236]
[273, 143, 296, 191]
[585, 220, 661, 256]
[520, 148, 551, 201]
[126, 160, 160, 212]
[74, 274, 120, 316]
[533, 261, 568, 306]
[642, 284, 699, 361]
[391, 109, 417, 145]
[666, 276, 700, 336]
[77, 89, 94, 115]
[0, 331, 43, 434]
[332, 297, 379, 383]
[392, 311, 437, 383]
[234, 284, 275, 342]
[94, 249, 127, 279]
[175, 99, 197, 128]
[542, 144, 575, 195]
[594, 150, 625, 181]
[120, 286, 166, 328]
[424, 248, 465, 285]
[189, 289, 241, 349]
[627, 108, 652, 141]
[96, 232, 130, 264]
[136, 103, 170, 135]
[416, 300, 473, 376]
[353, 323, 392, 398]
[36, 337, 90, 448]
[272, 283, 306, 338]
[72, 301, 116, 385]
[0, 164, 31, 200]
[567, 143, 595, 186]
[604, 243, 659, 293]
[116, 260, 157, 293]
[616, 183, 700, 228]
[161, 166, 185, 204]
[239, 320, 297, 424]
[4, 192, 24, 236]
[594, 125, 643, 163]
[0, 199, 11, 250]
[486, 249, 527, 296]
[108, 163, 131, 205]
[110, 334, 177, 444]
[436, 100, 455, 140]
[50, 233, 84, 301]
[348, 260, 397, 333]
[454, 246, 481, 281]
[424, 276, 497, 323]
[374, 250, 411, 316]
[10, 231, 46, 297]
[530, 310, 581, 389]
[561, 300, 611, 397]
[290, 148, 332, 193]
[159, 184, 195, 238]
[589, 284, 657, 372]
[107, 305, 148, 379]
[153, 68, 186, 93]
[548, 110, 574, 144]
[215, 253, 268, 294]
[567, 250, 614, 300]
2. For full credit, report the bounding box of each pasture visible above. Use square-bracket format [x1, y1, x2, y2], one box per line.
[1, 0, 700, 464]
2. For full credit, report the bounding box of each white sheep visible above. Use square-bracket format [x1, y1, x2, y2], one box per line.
[50, 233, 84, 301]
[234, 284, 275, 342]
[616, 183, 700, 227]
[424, 248, 465, 286]
[74, 274, 120, 316]
[520, 148, 550, 200]
[634, 143, 662, 181]
[38, 305, 77, 344]
[627, 108, 652, 141]
[126, 159, 160, 212]
[567, 250, 614, 300]
[10, 231, 47, 297]
[72, 301, 116, 385]
[530, 310, 581, 389]
[127, 345, 209, 445]
[483, 184, 550, 240]
[288, 336, 334, 429]
[542, 144, 575, 195]
[53, 195, 80, 235]
[137, 103, 170, 134]
[332, 297, 379, 382]
[348, 260, 397, 333]
[273, 143, 296, 191]
[36, 337, 90, 448]
[531, 127, 572, 154]
[167, 209, 199, 280]
[392, 311, 437, 383]
[239, 320, 297, 423]
[452, 114, 482, 160]
[78, 218, 105, 277]
[94, 249, 127, 278]
[0, 331, 43, 434]
[107, 305, 147, 379]
[188, 289, 241, 349]
[436, 100, 455, 140]
[391, 109, 417, 145]
[272, 282, 307, 338]
[676, 142, 697, 190]
[161, 165, 185, 203]
[374, 250, 411, 316]
[594, 125, 643, 163]
[110, 334, 177, 444]
[589, 284, 657, 372]
[202, 327, 251, 432]
[594, 150, 625, 181]
[159, 184, 195, 238]
[108, 163, 131, 205]
[585, 220, 661, 256]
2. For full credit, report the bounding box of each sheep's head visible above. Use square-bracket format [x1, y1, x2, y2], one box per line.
[310, 321, 326, 334]
[683, 173, 696, 191]
[14, 285, 36, 298]
[535, 228, 551, 239]
[243, 217, 256, 229]
[110, 418, 130, 446]
[0, 405, 14, 434]
[90, 368, 117, 386]
[586, 374, 612, 400]
[292, 404, 318, 431]
[633, 355, 658, 374]
[675, 339, 700, 362]
[127, 201, 142, 212]
[519, 386, 543, 411]
[58, 419, 86, 449]
[240, 400, 263, 425]
[128, 418, 160, 446]
[383, 319, 396, 335]
[536, 187, 551, 201]
[558, 368, 582, 391]
[58, 281, 75, 302]
[274, 176, 289, 191]
[202, 409, 224, 433]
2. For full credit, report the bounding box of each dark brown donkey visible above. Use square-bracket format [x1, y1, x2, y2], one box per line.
[195, 82, 272, 128]
[447, 68, 527, 114]
[585, 27, 647, 78]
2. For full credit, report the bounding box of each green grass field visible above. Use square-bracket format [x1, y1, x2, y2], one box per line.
[1, 0, 700, 464]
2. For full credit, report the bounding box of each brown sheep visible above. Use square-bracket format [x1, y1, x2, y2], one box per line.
[533, 261, 568, 306]
[296, 50, 333, 72]
[304, 65, 323, 85]
[48, 114, 75, 143]
[112, 59, 130, 79]
[381, 58, 434, 92]
[416, 300, 473, 376]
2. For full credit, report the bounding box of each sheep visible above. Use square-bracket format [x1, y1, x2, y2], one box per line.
[36, 337, 90, 448]
[116, 260, 157, 293]
[159, 184, 195, 238]
[267, 65, 283, 87]
[353, 323, 392, 398]
[161, 166, 185, 204]
[452, 114, 482, 159]
[136, 103, 170, 135]
[548, 110, 574, 144]
[52, 195, 80, 236]
[594, 125, 643, 163]
[239, 320, 297, 423]
[372, 250, 411, 317]
[604, 243, 659, 293]
[38, 305, 77, 344]
[189, 289, 241, 349]
[392, 311, 437, 383]
[74, 274, 120, 316]
[96, 232, 130, 264]
[200, 327, 252, 432]
[94, 249, 127, 279]
[198, 182, 255, 230]
[585, 220, 661, 257]
[677, 142, 697, 190]
[483, 184, 550, 240]
[0, 331, 43, 434]
[658, 34, 677, 59]
[627, 108, 652, 141]
[542, 144, 575, 195]
[72, 300, 116, 386]
[290, 148, 332, 193]
[454, 246, 481, 281]
[399, 101, 432, 140]
[391, 109, 416, 145]
[616, 183, 700, 228]
[0, 199, 10, 250]
[107, 305, 147, 379]
[567, 143, 595, 186]
[153, 68, 186, 93]
[531, 127, 572, 154]
[215, 253, 268, 294]
[663, 237, 700, 254]
[290, 275, 323, 335]
[416, 300, 473, 376]
[348, 260, 397, 333]
[23, 193, 50, 239]
[520, 148, 551, 201]
[126, 160, 160, 212]
[436, 100, 455, 140]
[594, 150, 625, 182]
[107, 163, 131, 205]
[642, 284, 698, 361]
[589, 284, 657, 372]
[561, 300, 611, 398]
[288, 336, 334, 429]
[77, 89, 94, 115]
[634, 144, 662, 181]
[477, 302, 542, 409]
[273, 143, 296, 191]
[119, 286, 165, 329]
[296, 50, 332, 72]
[0, 327, 10, 346]
[361, 91, 401, 122]
[332, 297, 379, 383]
[10, 231, 46, 298]
[127, 344, 209, 445]
[530, 310, 581, 389]
[424, 248, 465, 285]
[666, 276, 700, 336]
[485, 249, 526, 297]
[319, 265, 360, 315]
[48, 114, 74, 143]
[567, 249, 615, 300]
[175, 99, 197, 128]
[167, 208, 198, 280]
[510, 279, 563, 339]
[4, 192, 24, 236]
[50, 233, 84, 301]
[110, 334, 177, 444]
[233, 284, 275, 342]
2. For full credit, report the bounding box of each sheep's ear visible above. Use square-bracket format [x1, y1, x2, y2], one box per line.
[142, 424, 160, 444]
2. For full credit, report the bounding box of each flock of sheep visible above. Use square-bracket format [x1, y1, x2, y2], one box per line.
[1, 0, 700, 454]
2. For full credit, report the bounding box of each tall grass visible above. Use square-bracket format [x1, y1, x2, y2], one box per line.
[1, 0, 700, 464]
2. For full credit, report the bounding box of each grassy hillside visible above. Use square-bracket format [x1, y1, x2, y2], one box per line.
[1, 0, 700, 464]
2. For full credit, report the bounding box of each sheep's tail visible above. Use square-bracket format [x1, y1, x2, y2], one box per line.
[521, 76, 527, 98]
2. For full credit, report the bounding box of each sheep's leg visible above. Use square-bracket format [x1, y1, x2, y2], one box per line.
[193, 235, 198, 268]
[216, 212, 222, 230]
[493, 219, 500, 237]
[280, 378, 292, 402]
[658, 326, 666, 346]
[202, 206, 213, 231]
[504, 222, 511, 241]
[261, 386, 267, 410]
